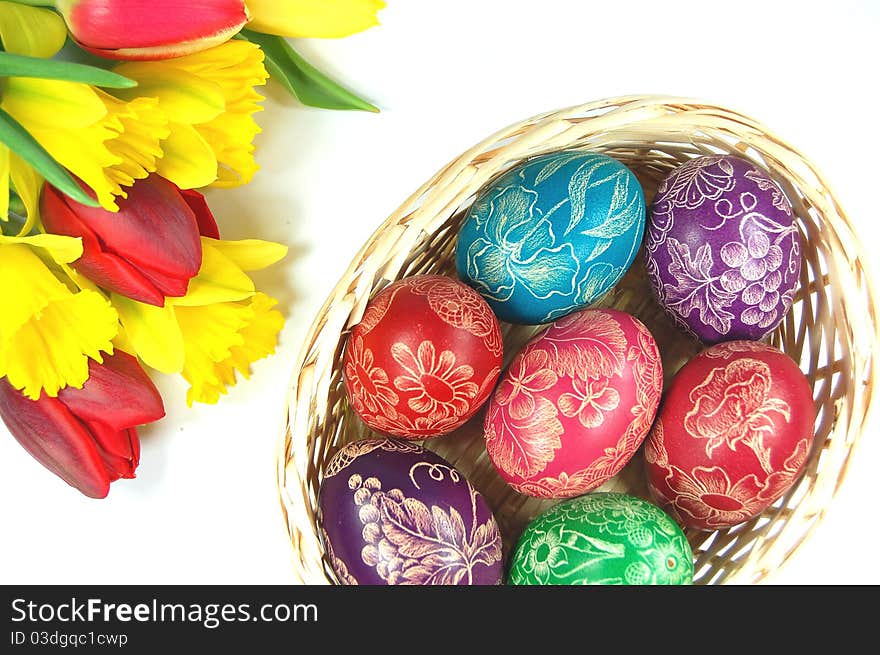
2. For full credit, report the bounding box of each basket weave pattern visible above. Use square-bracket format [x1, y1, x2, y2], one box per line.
[277, 95, 878, 584]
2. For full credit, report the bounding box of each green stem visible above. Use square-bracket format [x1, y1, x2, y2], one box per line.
[0, 52, 136, 88]
[2, 212, 28, 236]
[9, 193, 25, 216]
[241, 29, 379, 113]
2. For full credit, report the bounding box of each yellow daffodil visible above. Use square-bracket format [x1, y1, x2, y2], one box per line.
[0, 234, 119, 400]
[112, 237, 286, 405]
[175, 292, 283, 404]
[113, 41, 269, 190]
[246, 0, 386, 38]
[9, 85, 170, 212]
[0, 146, 42, 233]
[1, 3, 59, 226]
[0, 1, 67, 57]
[0, 3, 170, 212]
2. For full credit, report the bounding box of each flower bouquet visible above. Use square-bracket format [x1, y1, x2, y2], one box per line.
[0, 0, 384, 497]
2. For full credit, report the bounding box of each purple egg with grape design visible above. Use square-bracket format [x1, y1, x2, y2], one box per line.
[644, 155, 802, 344]
[318, 438, 504, 585]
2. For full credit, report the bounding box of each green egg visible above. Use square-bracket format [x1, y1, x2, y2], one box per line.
[508, 493, 694, 585]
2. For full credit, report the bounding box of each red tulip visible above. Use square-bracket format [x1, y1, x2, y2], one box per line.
[55, 0, 251, 60]
[41, 175, 219, 307]
[0, 351, 165, 499]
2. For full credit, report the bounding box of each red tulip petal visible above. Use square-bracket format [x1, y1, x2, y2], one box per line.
[137, 263, 192, 299]
[84, 419, 133, 461]
[42, 184, 168, 305]
[52, 176, 202, 280]
[78, 39, 227, 61]
[58, 351, 166, 432]
[0, 380, 110, 499]
[128, 427, 141, 473]
[85, 421, 139, 480]
[40, 183, 100, 243]
[79, 252, 168, 306]
[178, 187, 220, 239]
[67, 0, 250, 51]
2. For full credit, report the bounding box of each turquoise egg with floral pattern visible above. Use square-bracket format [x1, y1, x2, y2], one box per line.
[456, 151, 645, 324]
[508, 493, 694, 585]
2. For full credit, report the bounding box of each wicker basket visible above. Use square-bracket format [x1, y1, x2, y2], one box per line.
[277, 95, 878, 584]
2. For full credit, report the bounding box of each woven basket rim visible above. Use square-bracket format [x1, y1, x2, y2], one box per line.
[277, 94, 880, 585]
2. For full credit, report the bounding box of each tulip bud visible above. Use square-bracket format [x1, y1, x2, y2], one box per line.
[41, 175, 220, 307]
[0, 351, 165, 498]
[55, 0, 251, 60]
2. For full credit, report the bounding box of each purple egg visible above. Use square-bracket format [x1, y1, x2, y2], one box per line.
[318, 438, 504, 585]
[644, 155, 801, 343]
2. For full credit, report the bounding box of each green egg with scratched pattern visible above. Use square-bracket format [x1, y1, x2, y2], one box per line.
[508, 492, 693, 585]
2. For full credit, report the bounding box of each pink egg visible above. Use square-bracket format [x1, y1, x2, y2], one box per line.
[484, 309, 663, 498]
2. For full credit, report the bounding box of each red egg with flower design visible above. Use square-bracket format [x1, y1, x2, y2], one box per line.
[343, 275, 503, 439]
[644, 341, 816, 530]
[484, 308, 663, 498]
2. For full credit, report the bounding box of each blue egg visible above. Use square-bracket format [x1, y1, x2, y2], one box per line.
[455, 151, 646, 324]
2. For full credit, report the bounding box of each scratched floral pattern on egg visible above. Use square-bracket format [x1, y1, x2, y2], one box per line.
[508, 493, 693, 585]
[645, 155, 801, 343]
[485, 309, 663, 498]
[456, 151, 645, 324]
[683, 358, 792, 472]
[644, 342, 816, 530]
[344, 334, 400, 420]
[391, 341, 479, 421]
[319, 439, 503, 585]
[649, 422, 811, 529]
[406, 274, 504, 358]
[343, 275, 503, 439]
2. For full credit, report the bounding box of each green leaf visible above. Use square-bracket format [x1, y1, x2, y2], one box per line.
[8, 191, 25, 217]
[0, 107, 99, 207]
[58, 39, 120, 70]
[0, 51, 137, 88]
[240, 29, 378, 113]
[2, 211, 28, 237]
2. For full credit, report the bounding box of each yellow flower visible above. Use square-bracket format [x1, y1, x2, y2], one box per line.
[176, 292, 283, 404]
[0, 3, 170, 213]
[246, 0, 386, 38]
[0, 1, 67, 58]
[113, 41, 269, 191]
[0, 145, 42, 233]
[0, 234, 119, 400]
[112, 237, 287, 405]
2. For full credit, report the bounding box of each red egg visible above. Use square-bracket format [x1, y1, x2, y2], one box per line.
[644, 341, 816, 530]
[343, 275, 504, 439]
[484, 309, 663, 498]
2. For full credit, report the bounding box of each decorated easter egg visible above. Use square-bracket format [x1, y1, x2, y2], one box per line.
[318, 438, 504, 585]
[508, 492, 693, 585]
[644, 341, 816, 530]
[644, 154, 802, 344]
[484, 308, 662, 498]
[343, 275, 503, 439]
[456, 151, 645, 325]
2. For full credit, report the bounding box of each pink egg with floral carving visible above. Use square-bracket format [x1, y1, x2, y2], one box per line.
[343, 275, 503, 440]
[644, 341, 816, 530]
[484, 308, 663, 498]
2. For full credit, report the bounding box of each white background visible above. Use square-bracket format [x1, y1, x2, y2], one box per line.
[1, 0, 878, 585]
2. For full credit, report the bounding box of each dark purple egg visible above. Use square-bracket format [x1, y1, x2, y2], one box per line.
[318, 438, 504, 585]
[644, 155, 801, 344]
